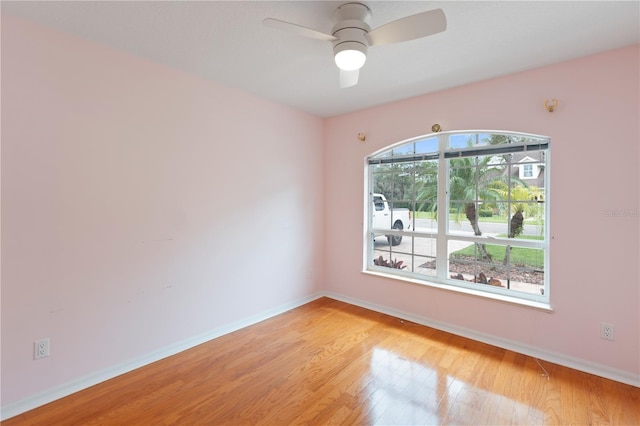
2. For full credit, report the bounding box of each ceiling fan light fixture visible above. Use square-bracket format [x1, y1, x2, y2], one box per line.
[334, 42, 367, 71]
[263, 3, 447, 88]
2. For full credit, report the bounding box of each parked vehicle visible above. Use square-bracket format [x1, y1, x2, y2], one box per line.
[372, 193, 412, 246]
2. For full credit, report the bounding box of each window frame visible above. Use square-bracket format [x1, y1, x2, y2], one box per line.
[364, 130, 550, 308]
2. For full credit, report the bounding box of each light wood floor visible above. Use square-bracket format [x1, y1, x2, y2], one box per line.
[4, 297, 639, 425]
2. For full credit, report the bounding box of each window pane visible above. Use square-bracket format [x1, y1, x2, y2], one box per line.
[448, 157, 478, 203]
[415, 137, 438, 154]
[512, 135, 547, 145]
[392, 144, 414, 156]
[415, 160, 437, 215]
[486, 202, 541, 240]
[448, 240, 482, 282]
[449, 133, 544, 150]
[448, 133, 494, 149]
[448, 240, 545, 296]
[509, 247, 545, 295]
[372, 234, 406, 269]
[371, 167, 393, 200]
[372, 164, 419, 204]
[391, 163, 418, 205]
[373, 236, 437, 278]
[371, 149, 393, 159]
[487, 179, 546, 240]
[448, 201, 488, 237]
[413, 236, 437, 278]
[370, 163, 393, 174]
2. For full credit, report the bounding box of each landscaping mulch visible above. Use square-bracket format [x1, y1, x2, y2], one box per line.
[420, 256, 544, 286]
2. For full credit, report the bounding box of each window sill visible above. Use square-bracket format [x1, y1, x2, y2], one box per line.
[362, 269, 554, 312]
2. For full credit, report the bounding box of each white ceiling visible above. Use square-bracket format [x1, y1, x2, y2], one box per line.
[2, 1, 639, 118]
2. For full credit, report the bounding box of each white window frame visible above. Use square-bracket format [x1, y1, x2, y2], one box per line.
[364, 130, 550, 308]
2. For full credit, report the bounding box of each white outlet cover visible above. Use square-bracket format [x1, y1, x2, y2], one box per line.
[34, 338, 50, 359]
[601, 323, 614, 340]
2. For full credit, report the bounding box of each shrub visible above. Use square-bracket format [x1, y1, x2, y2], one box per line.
[373, 256, 407, 269]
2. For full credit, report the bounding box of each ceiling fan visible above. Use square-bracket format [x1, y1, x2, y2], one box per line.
[263, 2, 447, 88]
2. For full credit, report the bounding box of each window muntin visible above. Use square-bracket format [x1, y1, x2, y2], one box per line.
[366, 131, 549, 304]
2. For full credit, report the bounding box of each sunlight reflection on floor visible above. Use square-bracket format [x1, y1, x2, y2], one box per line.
[366, 347, 543, 425]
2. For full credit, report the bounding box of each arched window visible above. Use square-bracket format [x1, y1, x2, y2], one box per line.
[366, 131, 550, 306]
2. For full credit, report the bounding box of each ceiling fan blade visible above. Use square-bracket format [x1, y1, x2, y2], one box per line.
[340, 69, 359, 88]
[263, 18, 338, 42]
[366, 8, 446, 46]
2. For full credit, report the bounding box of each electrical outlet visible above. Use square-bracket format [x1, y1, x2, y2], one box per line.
[601, 323, 614, 341]
[34, 338, 50, 359]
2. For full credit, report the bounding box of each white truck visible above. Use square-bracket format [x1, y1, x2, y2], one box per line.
[372, 193, 412, 246]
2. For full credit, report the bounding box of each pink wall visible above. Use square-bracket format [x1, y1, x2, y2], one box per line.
[324, 45, 639, 377]
[1, 15, 324, 407]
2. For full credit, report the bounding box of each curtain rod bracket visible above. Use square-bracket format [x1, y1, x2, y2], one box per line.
[544, 99, 558, 112]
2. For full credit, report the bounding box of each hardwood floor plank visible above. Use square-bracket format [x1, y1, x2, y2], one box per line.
[3, 297, 639, 425]
[599, 373, 640, 425]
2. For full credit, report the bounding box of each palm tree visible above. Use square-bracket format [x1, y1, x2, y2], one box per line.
[447, 155, 506, 260]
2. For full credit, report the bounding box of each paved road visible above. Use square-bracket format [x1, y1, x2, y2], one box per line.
[413, 218, 543, 237]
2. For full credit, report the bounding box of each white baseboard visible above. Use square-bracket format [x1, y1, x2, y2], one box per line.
[324, 291, 640, 388]
[0, 292, 324, 421]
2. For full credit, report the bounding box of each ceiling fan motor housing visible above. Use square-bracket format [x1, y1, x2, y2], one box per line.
[332, 3, 371, 63]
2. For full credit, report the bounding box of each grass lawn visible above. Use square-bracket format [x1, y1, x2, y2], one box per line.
[412, 211, 436, 220]
[451, 235, 544, 269]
